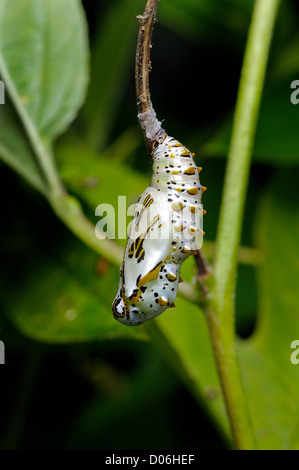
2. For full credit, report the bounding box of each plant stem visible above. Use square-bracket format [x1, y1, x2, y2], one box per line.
[206, 0, 280, 450]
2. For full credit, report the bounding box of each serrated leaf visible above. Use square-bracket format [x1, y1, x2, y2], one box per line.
[238, 168, 299, 449]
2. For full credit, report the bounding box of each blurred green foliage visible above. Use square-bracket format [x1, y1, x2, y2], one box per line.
[0, 0, 299, 450]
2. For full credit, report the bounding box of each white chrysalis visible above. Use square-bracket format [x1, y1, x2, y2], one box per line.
[112, 135, 205, 326]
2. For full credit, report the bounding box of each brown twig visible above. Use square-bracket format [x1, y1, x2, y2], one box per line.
[135, 0, 164, 155]
[195, 250, 209, 279]
[195, 250, 210, 297]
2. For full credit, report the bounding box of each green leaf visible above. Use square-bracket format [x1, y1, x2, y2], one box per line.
[55, 142, 150, 246]
[5, 241, 139, 343]
[238, 169, 299, 449]
[0, 0, 89, 142]
[0, 0, 89, 195]
[0, 98, 46, 193]
[154, 310, 231, 443]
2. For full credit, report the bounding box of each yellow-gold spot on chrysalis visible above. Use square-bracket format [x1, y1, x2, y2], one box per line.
[129, 294, 141, 304]
[158, 296, 169, 306]
[184, 167, 196, 175]
[188, 226, 197, 234]
[187, 187, 198, 195]
[171, 202, 183, 212]
[137, 261, 162, 287]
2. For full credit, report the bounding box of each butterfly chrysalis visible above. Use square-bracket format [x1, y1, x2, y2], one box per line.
[112, 0, 206, 326]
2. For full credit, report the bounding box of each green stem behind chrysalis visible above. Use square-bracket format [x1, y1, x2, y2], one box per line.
[206, 0, 280, 450]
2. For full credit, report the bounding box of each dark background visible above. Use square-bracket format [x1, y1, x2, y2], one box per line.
[1, 0, 299, 450]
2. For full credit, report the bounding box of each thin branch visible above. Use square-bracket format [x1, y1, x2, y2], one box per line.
[206, 0, 281, 450]
[195, 250, 210, 298]
[195, 250, 209, 279]
[135, 0, 165, 155]
[135, 0, 159, 115]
